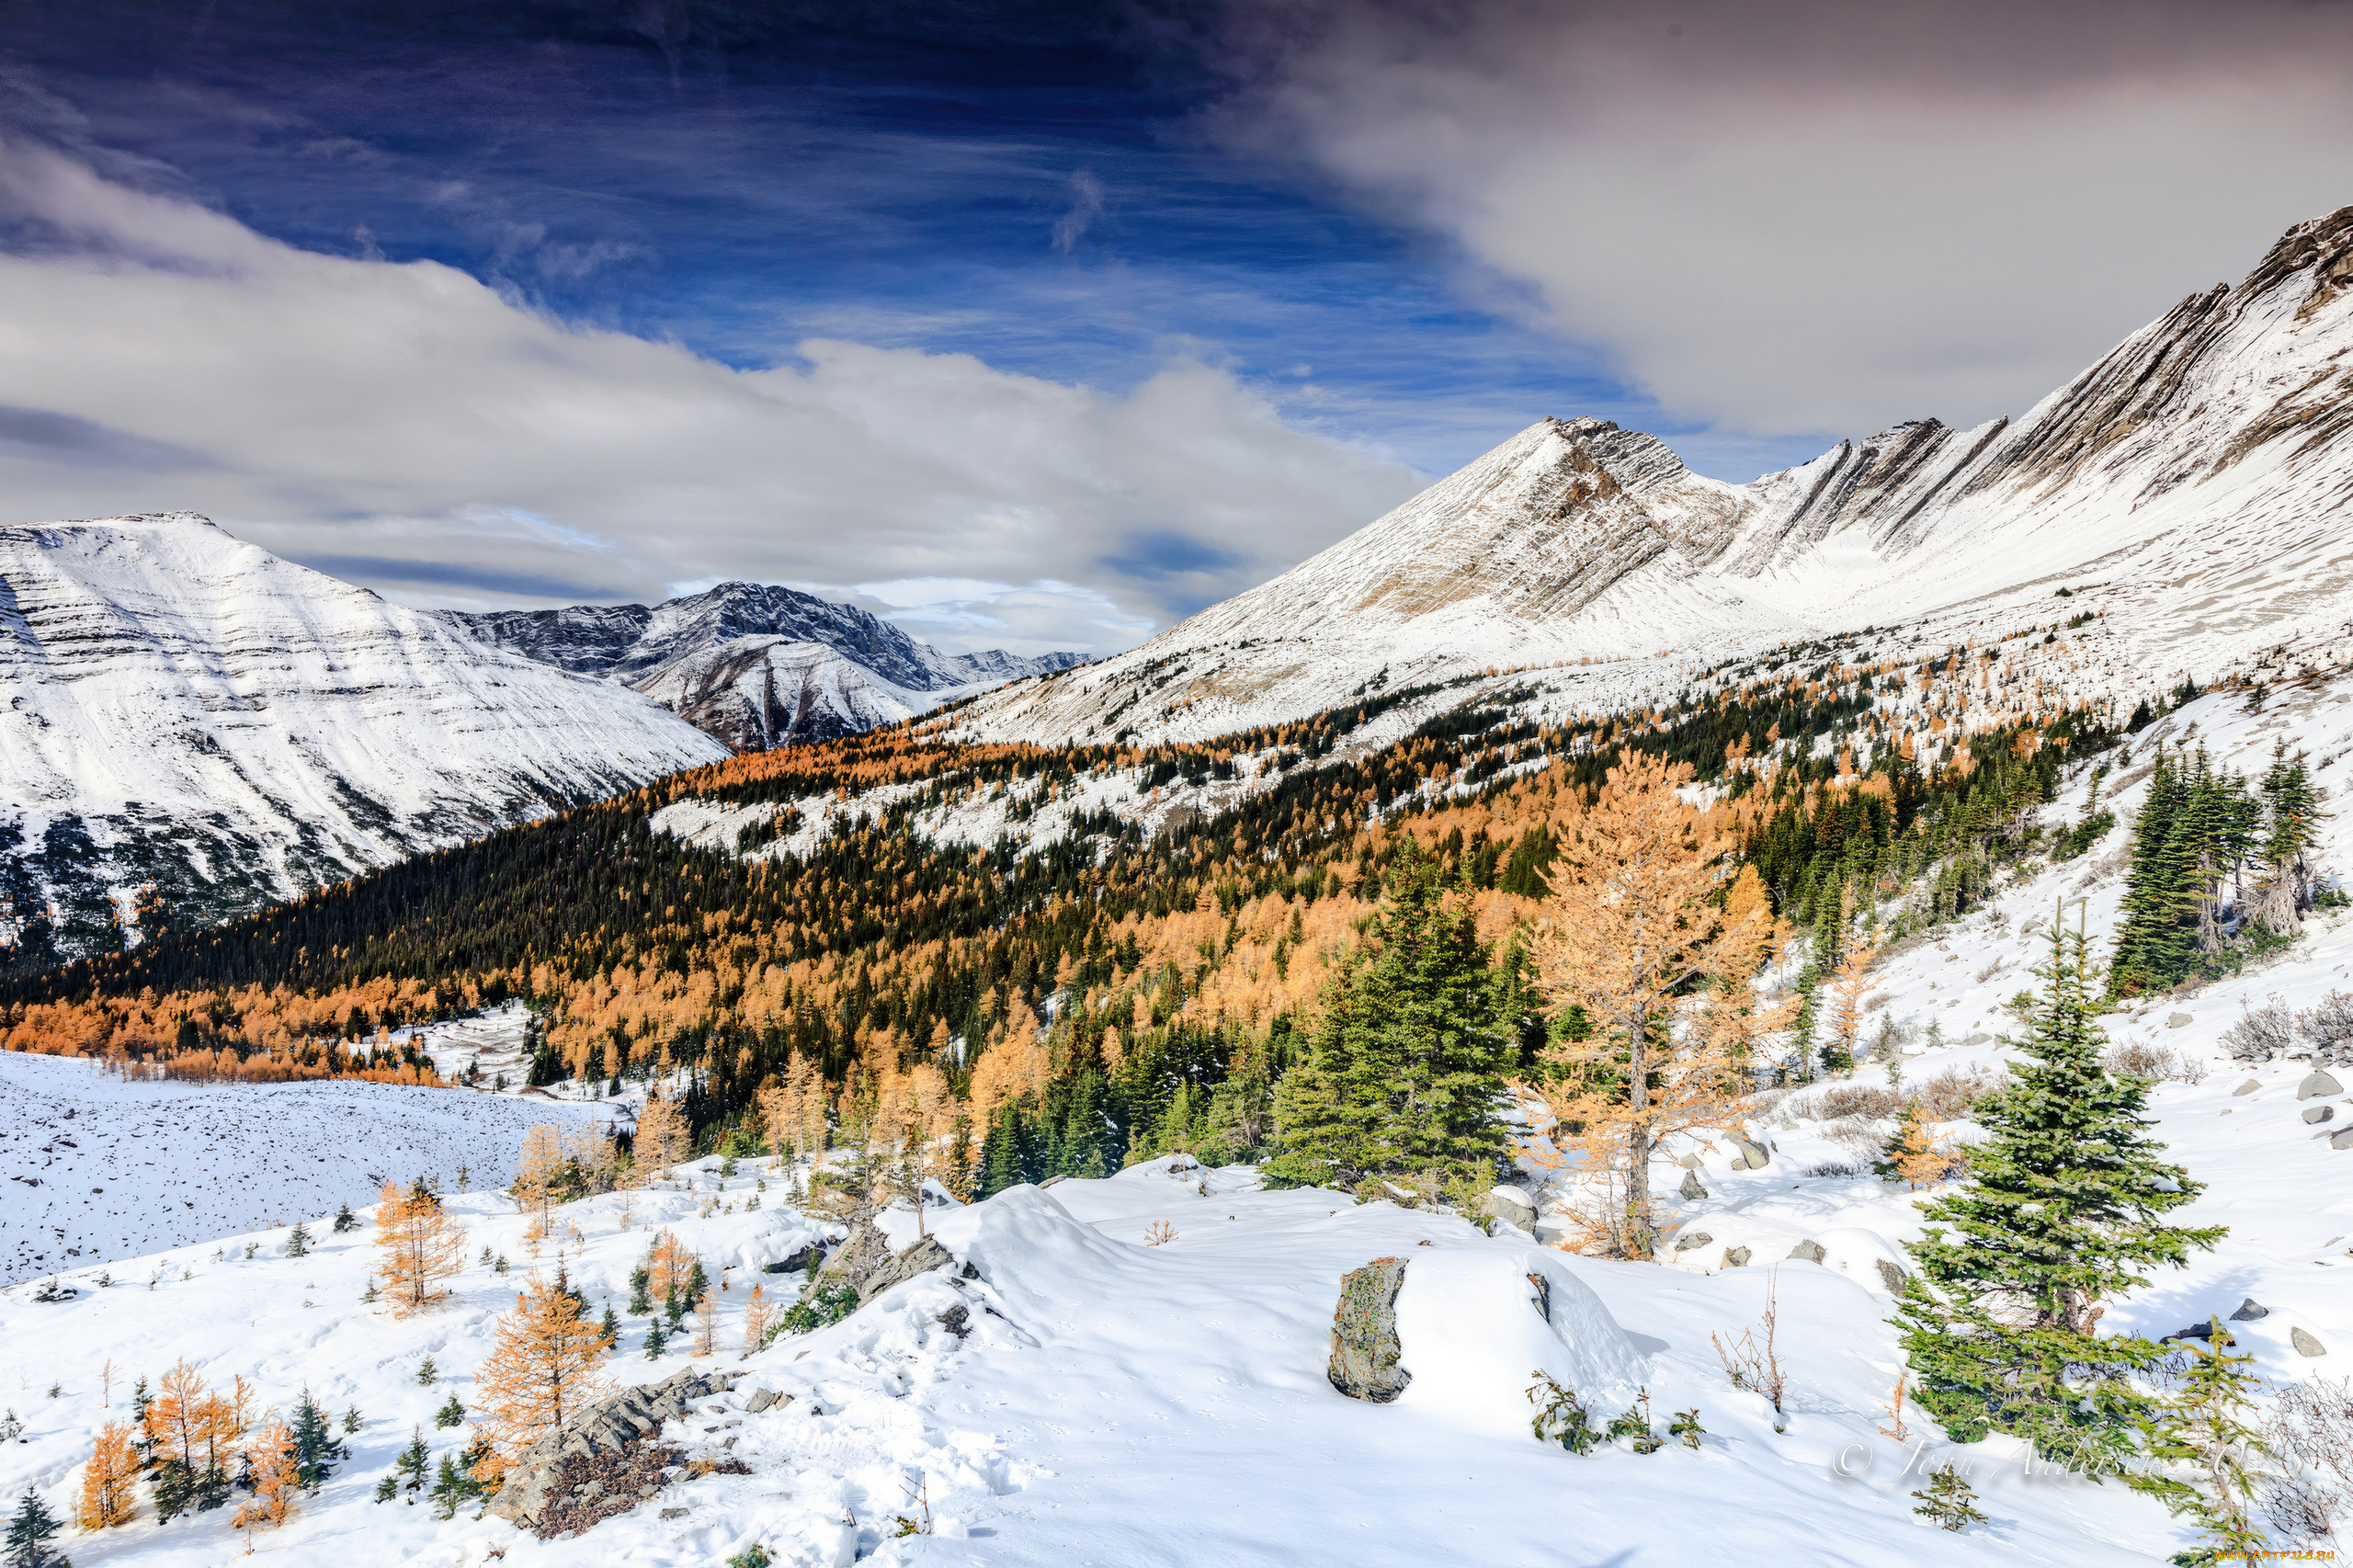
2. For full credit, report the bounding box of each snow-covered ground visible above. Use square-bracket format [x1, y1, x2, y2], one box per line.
[0, 1049, 615, 1288]
[0, 1148, 2229, 1567]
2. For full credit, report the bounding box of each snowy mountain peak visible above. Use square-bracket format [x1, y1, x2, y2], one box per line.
[954, 203, 2353, 747]
[444, 583, 1083, 752]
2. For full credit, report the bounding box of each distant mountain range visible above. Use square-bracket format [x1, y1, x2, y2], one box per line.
[958, 204, 2353, 745]
[440, 584, 1082, 751]
[0, 521, 1079, 964]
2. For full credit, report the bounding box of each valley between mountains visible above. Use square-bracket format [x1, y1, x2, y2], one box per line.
[5, 209, 2353, 1566]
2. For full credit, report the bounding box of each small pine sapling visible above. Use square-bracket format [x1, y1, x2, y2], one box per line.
[286, 1222, 311, 1258]
[1911, 1465, 1989, 1531]
[415, 1358, 438, 1386]
[428, 1457, 469, 1521]
[342, 1405, 362, 1436]
[628, 1267, 652, 1316]
[599, 1303, 620, 1351]
[1668, 1408, 1707, 1449]
[725, 1546, 774, 1568]
[1525, 1372, 1598, 1455]
[434, 1394, 465, 1429]
[372, 1474, 397, 1505]
[1606, 1388, 1665, 1453]
[332, 1202, 358, 1234]
[642, 1319, 668, 1359]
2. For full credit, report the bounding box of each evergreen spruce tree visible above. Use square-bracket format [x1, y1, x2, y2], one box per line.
[1265, 845, 1507, 1188]
[434, 1393, 465, 1429]
[1896, 915, 2224, 1473]
[288, 1392, 346, 1489]
[2112, 748, 2189, 992]
[286, 1221, 311, 1258]
[2258, 742, 2327, 918]
[341, 1405, 361, 1436]
[978, 1103, 1027, 1196]
[642, 1318, 667, 1358]
[4, 1487, 68, 1568]
[393, 1428, 429, 1495]
[428, 1457, 472, 1521]
[628, 1267, 652, 1316]
[599, 1303, 620, 1351]
[332, 1202, 358, 1234]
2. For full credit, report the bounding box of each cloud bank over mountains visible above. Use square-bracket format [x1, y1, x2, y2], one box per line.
[1205, 0, 2353, 437]
[0, 136, 1415, 656]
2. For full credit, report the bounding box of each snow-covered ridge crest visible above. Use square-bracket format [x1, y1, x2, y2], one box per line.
[0, 512, 728, 962]
[441, 580, 1085, 751]
[956, 204, 2353, 747]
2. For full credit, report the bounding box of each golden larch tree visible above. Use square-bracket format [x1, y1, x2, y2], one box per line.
[144, 1359, 208, 1480]
[691, 1290, 720, 1358]
[472, 1272, 616, 1485]
[642, 1229, 699, 1307]
[231, 1419, 300, 1532]
[373, 1178, 469, 1315]
[76, 1419, 140, 1529]
[635, 1090, 692, 1174]
[1529, 754, 1793, 1259]
[740, 1283, 773, 1357]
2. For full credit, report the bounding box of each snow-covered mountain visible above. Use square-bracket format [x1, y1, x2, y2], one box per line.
[0, 514, 728, 967]
[959, 204, 2353, 745]
[444, 583, 1084, 751]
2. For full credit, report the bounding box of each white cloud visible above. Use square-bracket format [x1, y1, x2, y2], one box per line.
[1213, 1, 2353, 441]
[0, 137, 1417, 654]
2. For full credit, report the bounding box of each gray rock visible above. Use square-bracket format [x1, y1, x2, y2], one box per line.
[1723, 1246, 1753, 1268]
[1787, 1239, 1826, 1264]
[1728, 1136, 1770, 1170]
[934, 1304, 971, 1338]
[811, 1222, 956, 1305]
[2228, 1298, 2268, 1322]
[2292, 1326, 2328, 1358]
[1327, 1257, 1412, 1403]
[1671, 1230, 1714, 1254]
[1875, 1259, 1908, 1294]
[1962, 1033, 1992, 1048]
[856, 1236, 955, 1304]
[2305, 1105, 2335, 1124]
[490, 1367, 736, 1529]
[2167, 1013, 2194, 1029]
[763, 1242, 823, 1275]
[1676, 1154, 1704, 1169]
[2299, 1070, 2345, 1100]
[1038, 1174, 1071, 1188]
[1482, 1187, 1538, 1232]
[745, 1387, 783, 1415]
[2232, 1080, 2261, 1096]
[2334, 1128, 2353, 1151]
[1678, 1169, 1710, 1202]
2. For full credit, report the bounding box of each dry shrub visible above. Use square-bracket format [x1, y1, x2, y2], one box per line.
[2263, 1375, 2353, 1544]
[2222, 1000, 2299, 1062]
[1800, 1158, 1871, 1179]
[1913, 1065, 2007, 1121]
[2105, 1040, 2208, 1085]
[1823, 1116, 1885, 1154]
[1810, 1083, 1905, 1120]
[2302, 990, 2353, 1048]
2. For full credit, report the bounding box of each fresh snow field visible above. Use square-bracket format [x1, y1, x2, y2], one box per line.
[0, 1048, 615, 1288]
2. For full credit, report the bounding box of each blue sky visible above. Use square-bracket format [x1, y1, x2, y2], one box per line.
[5, 2, 2351, 653]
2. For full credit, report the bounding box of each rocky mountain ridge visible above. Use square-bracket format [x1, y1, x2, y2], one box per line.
[0, 514, 729, 967]
[444, 582, 1083, 751]
[955, 204, 2353, 746]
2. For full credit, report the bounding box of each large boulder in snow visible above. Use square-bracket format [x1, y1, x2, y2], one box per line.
[2299, 1070, 2345, 1100]
[1391, 1248, 1644, 1438]
[1329, 1256, 1413, 1402]
[1482, 1187, 1538, 1233]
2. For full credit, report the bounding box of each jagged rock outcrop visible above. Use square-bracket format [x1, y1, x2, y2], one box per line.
[490, 1367, 744, 1535]
[812, 1221, 959, 1304]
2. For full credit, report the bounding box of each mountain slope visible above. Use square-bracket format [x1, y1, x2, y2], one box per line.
[444, 582, 1084, 749]
[959, 205, 2353, 745]
[0, 514, 727, 966]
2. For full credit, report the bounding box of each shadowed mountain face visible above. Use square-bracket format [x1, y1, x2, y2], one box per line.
[952, 205, 2353, 747]
[441, 582, 1083, 751]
